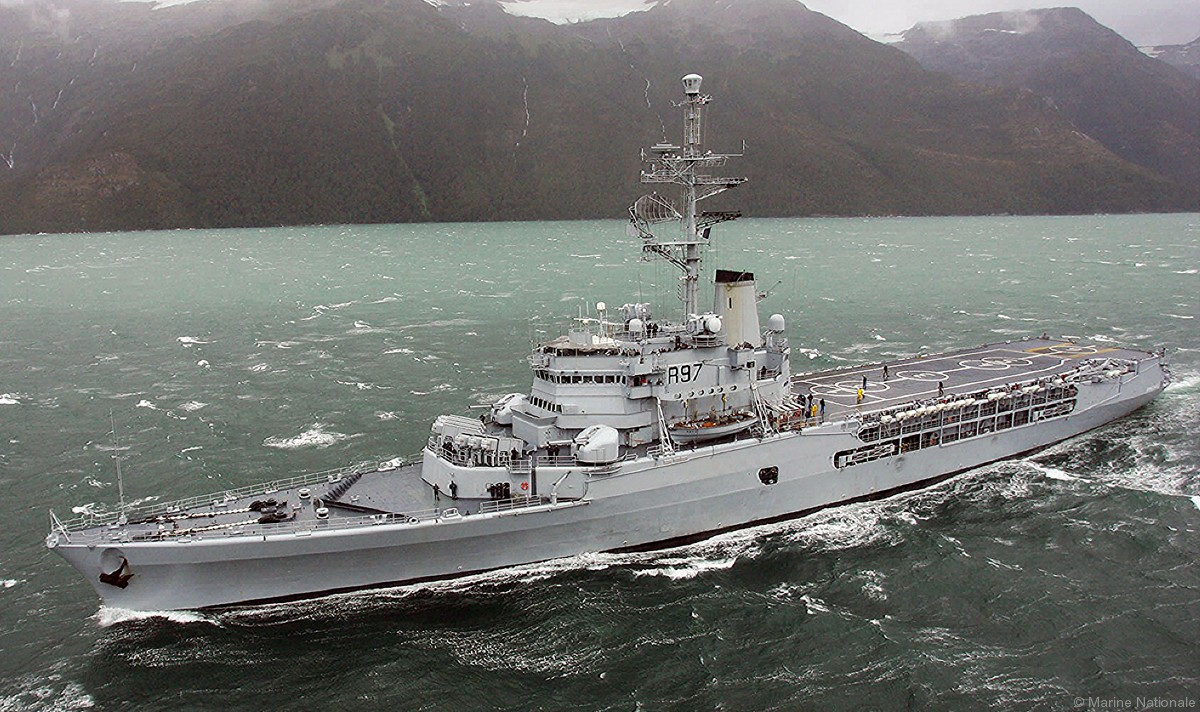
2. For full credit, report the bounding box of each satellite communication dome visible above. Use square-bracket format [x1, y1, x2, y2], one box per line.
[682, 74, 703, 95]
[766, 314, 786, 332]
[596, 301, 606, 312]
[628, 318, 644, 334]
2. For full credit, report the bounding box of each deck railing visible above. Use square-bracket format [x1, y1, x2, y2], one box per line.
[56, 495, 573, 546]
[478, 495, 548, 515]
[58, 460, 404, 531]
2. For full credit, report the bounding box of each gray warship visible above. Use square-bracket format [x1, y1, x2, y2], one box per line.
[48, 74, 1169, 611]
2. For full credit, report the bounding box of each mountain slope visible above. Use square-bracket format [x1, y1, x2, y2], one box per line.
[895, 8, 1200, 192]
[0, 0, 1195, 235]
[1143, 36, 1200, 80]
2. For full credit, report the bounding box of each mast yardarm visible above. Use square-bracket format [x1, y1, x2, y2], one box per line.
[629, 73, 747, 317]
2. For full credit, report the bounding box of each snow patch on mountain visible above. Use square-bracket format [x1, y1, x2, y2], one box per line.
[498, 0, 657, 24]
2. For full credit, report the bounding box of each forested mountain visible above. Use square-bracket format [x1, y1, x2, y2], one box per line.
[1, 0, 1196, 235]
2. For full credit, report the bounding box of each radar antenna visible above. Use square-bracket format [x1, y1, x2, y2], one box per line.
[628, 73, 746, 317]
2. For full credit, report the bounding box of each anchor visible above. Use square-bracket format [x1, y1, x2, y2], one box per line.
[99, 557, 134, 589]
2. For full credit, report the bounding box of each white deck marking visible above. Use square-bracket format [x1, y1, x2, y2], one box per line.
[791, 339, 1145, 418]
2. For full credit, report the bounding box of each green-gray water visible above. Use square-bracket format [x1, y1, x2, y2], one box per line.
[1, 215, 1198, 710]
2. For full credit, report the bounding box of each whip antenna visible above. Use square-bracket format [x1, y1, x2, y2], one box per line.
[110, 411, 128, 525]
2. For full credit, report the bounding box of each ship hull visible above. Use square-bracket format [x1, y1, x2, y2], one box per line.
[51, 362, 1163, 611]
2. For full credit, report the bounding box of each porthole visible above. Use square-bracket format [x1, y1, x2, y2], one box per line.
[758, 466, 779, 485]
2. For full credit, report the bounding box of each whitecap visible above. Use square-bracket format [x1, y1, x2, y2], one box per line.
[176, 336, 209, 346]
[2, 579, 21, 588]
[263, 424, 354, 450]
[196, 360, 210, 368]
[95, 606, 222, 628]
[858, 569, 887, 601]
[410, 383, 454, 395]
[798, 594, 831, 615]
[1173, 268, 1198, 274]
[0, 677, 95, 712]
[1192, 496, 1200, 512]
[630, 556, 737, 580]
[248, 363, 270, 373]
[177, 401, 207, 412]
[383, 347, 414, 355]
[336, 380, 385, 391]
[0, 393, 19, 405]
[1025, 461, 1080, 481]
[781, 500, 898, 552]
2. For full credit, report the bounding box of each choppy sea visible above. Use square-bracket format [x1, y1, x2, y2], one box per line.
[0, 215, 1197, 711]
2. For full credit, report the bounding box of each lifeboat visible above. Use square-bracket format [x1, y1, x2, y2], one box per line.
[669, 410, 757, 443]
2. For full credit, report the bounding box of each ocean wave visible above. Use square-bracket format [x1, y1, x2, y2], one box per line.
[1024, 460, 1080, 481]
[410, 383, 454, 396]
[263, 424, 356, 450]
[857, 569, 887, 601]
[94, 606, 223, 628]
[0, 677, 95, 712]
[1164, 372, 1200, 394]
[798, 593, 832, 615]
[778, 499, 905, 553]
[629, 555, 737, 580]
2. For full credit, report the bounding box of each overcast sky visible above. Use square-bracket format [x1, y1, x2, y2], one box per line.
[498, 0, 1200, 46]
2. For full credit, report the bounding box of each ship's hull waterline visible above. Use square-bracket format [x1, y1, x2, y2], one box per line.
[52, 362, 1163, 612]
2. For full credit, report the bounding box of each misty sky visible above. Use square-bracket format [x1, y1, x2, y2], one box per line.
[497, 0, 1200, 45]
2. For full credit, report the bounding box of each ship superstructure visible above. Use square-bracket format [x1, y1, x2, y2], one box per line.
[46, 75, 1169, 612]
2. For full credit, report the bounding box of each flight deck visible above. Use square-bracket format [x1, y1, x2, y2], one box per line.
[792, 338, 1149, 421]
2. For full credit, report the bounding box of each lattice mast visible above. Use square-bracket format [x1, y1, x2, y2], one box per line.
[629, 73, 746, 318]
